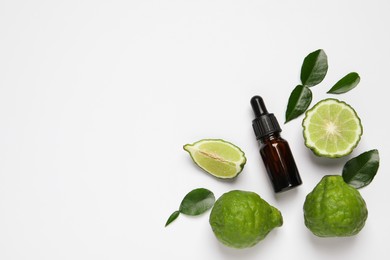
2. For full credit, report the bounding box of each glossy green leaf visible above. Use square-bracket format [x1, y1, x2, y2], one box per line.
[327, 72, 360, 94]
[165, 211, 180, 227]
[179, 188, 215, 216]
[342, 149, 380, 189]
[300, 49, 328, 87]
[285, 85, 312, 123]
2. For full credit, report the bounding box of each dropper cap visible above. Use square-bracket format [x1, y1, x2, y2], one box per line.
[250, 96, 282, 140]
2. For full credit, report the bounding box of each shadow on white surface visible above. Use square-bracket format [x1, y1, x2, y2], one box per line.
[306, 232, 359, 254]
[273, 184, 300, 201]
[211, 227, 282, 259]
[306, 148, 349, 167]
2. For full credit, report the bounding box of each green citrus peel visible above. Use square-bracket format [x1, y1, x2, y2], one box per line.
[304, 175, 368, 237]
[209, 190, 282, 248]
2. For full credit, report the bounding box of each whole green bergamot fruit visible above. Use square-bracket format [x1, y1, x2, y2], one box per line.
[209, 190, 282, 249]
[303, 175, 368, 237]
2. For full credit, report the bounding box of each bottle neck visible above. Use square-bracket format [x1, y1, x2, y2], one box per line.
[258, 131, 281, 143]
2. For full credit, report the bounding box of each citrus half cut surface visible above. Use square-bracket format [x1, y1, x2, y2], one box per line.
[183, 139, 246, 179]
[302, 98, 363, 158]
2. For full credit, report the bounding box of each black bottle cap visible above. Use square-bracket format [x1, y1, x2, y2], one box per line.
[250, 95, 282, 140]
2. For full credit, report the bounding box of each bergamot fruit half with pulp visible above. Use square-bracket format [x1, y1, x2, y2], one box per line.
[184, 139, 246, 179]
[303, 175, 368, 237]
[302, 98, 363, 158]
[209, 190, 282, 249]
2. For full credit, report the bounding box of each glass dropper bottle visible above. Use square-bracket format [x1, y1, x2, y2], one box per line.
[250, 95, 302, 193]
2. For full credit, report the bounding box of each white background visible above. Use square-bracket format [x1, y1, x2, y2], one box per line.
[1, 0, 389, 259]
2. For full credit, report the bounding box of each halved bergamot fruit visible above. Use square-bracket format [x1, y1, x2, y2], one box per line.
[302, 98, 363, 158]
[183, 139, 246, 179]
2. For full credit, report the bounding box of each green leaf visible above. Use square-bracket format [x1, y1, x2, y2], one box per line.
[285, 85, 312, 123]
[179, 188, 215, 216]
[327, 72, 360, 94]
[300, 49, 328, 87]
[342, 149, 380, 189]
[165, 211, 180, 227]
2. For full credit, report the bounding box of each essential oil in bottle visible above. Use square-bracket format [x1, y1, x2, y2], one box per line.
[250, 95, 302, 193]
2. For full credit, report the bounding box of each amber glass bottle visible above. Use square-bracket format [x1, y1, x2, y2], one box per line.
[250, 95, 302, 193]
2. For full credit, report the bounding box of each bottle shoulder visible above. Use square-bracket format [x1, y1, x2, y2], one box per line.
[259, 133, 287, 144]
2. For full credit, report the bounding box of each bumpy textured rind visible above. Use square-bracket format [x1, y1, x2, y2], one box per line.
[303, 175, 368, 237]
[209, 190, 283, 249]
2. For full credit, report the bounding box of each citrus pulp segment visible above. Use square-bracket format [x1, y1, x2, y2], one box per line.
[183, 139, 246, 179]
[302, 98, 363, 158]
